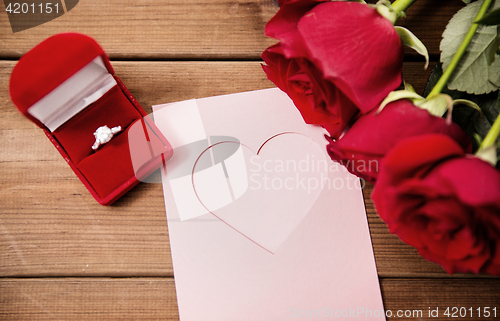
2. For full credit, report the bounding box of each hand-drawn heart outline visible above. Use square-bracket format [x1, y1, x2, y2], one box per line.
[191, 132, 326, 254]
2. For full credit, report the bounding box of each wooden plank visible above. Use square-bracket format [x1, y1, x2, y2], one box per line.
[0, 0, 279, 59]
[0, 0, 463, 59]
[0, 278, 180, 320]
[381, 278, 500, 320]
[0, 60, 434, 115]
[0, 61, 481, 278]
[0, 278, 499, 320]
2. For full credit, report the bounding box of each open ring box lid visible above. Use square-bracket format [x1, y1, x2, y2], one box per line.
[9, 33, 173, 205]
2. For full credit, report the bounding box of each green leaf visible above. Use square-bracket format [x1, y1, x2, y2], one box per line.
[377, 89, 424, 113]
[441, 0, 500, 94]
[395, 26, 429, 69]
[404, 82, 417, 93]
[476, 7, 500, 25]
[485, 26, 500, 64]
[416, 94, 452, 117]
[424, 63, 500, 158]
[377, 87, 451, 117]
[475, 145, 498, 165]
[375, 2, 398, 25]
[474, 132, 484, 146]
[453, 99, 482, 112]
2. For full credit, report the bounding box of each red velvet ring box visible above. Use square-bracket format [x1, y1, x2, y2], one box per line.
[9, 33, 173, 205]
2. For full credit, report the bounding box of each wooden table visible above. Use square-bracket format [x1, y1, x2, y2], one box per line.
[0, 0, 499, 319]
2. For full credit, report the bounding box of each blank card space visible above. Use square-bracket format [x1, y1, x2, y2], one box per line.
[152, 100, 206, 149]
[170, 163, 233, 221]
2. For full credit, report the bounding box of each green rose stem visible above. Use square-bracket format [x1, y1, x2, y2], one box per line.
[391, 0, 417, 14]
[427, 0, 493, 99]
[479, 113, 500, 150]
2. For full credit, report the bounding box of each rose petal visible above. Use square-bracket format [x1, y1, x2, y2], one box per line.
[372, 133, 500, 275]
[429, 157, 500, 208]
[265, 0, 328, 58]
[262, 45, 357, 135]
[380, 134, 465, 183]
[327, 100, 471, 182]
[297, 1, 403, 113]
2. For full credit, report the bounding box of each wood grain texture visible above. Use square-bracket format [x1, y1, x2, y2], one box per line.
[0, 278, 499, 320]
[0, 60, 460, 278]
[1, 0, 499, 318]
[0, 278, 180, 320]
[0, 0, 463, 59]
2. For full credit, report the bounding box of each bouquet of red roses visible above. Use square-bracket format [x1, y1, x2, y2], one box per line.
[262, 0, 500, 275]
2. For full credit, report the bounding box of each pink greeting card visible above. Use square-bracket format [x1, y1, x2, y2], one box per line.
[153, 88, 385, 320]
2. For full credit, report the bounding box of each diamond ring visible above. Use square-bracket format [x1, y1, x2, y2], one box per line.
[92, 125, 122, 150]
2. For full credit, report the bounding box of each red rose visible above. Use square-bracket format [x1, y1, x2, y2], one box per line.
[326, 99, 472, 183]
[262, 44, 359, 135]
[262, 0, 404, 137]
[372, 134, 500, 275]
